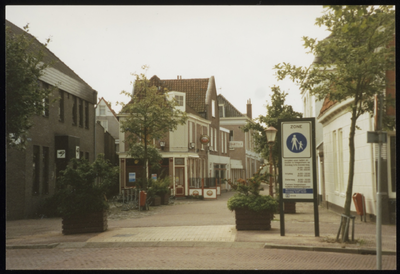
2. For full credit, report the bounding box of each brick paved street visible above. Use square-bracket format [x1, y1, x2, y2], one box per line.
[6, 188, 396, 270]
[6, 246, 396, 270]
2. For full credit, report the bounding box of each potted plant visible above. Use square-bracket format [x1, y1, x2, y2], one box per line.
[151, 177, 171, 205]
[54, 154, 118, 235]
[227, 172, 278, 230]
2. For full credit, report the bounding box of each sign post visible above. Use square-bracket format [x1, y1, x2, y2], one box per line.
[278, 118, 319, 237]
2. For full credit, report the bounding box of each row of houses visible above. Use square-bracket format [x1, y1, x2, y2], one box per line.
[117, 75, 263, 199]
[6, 20, 263, 220]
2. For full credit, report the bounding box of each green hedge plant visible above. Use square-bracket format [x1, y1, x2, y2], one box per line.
[227, 171, 278, 213]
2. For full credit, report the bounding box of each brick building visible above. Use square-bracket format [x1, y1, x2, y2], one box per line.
[118, 75, 263, 199]
[6, 20, 98, 219]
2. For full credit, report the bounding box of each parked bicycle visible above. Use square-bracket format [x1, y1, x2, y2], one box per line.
[112, 188, 153, 211]
[112, 188, 137, 211]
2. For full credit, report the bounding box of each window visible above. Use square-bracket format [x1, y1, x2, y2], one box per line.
[99, 105, 106, 116]
[42, 147, 49, 195]
[175, 158, 184, 165]
[214, 128, 217, 152]
[79, 99, 83, 127]
[229, 130, 234, 141]
[338, 129, 344, 192]
[212, 100, 216, 117]
[219, 104, 225, 117]
[72, 96, 77, 126]
[332, 131, 338, 191]
[175, 95, 184, 106]
[42, 97, 49, 117]
[85, 101, 89, 129]
[59, 90, 64, 122]
[85, 152, 89, 161]
[33, 145, 40, 195]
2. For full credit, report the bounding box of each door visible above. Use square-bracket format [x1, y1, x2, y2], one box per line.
[175, 167, 185, 196]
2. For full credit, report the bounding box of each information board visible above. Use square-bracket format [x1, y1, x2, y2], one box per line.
[281, 121, 313, 199]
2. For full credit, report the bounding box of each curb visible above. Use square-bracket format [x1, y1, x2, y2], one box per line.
[264, 244, 396, 256]
[6, 241, 396, 255]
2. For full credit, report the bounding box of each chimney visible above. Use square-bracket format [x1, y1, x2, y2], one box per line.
[177, 75, 179, 79]
[246, 99, 252, 119]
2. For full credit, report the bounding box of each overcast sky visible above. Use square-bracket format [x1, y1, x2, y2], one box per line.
[6, 5, 331, 119]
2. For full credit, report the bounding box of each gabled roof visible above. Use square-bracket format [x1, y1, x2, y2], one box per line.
[6, 20, 96, 93]
[217, 94, 245, 118]
[6, 20, 97, 104]
[97, 97, 118, 119]
[149, 75, 210, 115]
[318, 95, 337, 118]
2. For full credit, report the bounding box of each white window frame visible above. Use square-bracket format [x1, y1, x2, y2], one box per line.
[99, 105, 106, 116]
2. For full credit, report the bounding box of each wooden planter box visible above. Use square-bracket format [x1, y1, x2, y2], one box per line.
[62, 211, 108, 235]
[159, 193, 170, 205]
[284, 202, 296, 214]
[152, 195, 161, 206]
[234, 208, 273, 230]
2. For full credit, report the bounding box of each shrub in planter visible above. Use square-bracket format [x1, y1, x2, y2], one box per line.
[151, 177, 171, 205]
[227, 172, 278, 230]
[52, 154, 118, 234]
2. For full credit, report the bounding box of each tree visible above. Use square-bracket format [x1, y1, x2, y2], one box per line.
[242, 86, 302, 190]
[274, 5, 395, 241]
[118, 66, 188, 190]
[6, 23, 54, 150]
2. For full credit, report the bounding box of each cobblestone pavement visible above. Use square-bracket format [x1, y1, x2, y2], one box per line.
[6, 246, 396, 270]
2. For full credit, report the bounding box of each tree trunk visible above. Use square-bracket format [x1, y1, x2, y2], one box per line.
[341, 108, 357, 242]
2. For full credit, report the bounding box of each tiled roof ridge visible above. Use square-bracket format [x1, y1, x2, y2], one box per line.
[6, 20, 96, 93]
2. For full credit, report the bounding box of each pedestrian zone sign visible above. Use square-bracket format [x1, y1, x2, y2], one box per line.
[281, 120, 313, 199]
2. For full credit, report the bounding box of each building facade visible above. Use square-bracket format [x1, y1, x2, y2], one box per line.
[314, 40, 396, 224]
[6, 20, 98, 219]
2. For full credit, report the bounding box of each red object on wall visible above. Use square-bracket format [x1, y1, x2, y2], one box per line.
[140, 191, 147, 206]
[352, 193, 365, 216]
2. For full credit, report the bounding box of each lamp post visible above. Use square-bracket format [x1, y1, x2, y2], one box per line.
[265, 126, 278, 196]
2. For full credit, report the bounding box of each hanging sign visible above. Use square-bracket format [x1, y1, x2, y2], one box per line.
[200, 135, 210, 144]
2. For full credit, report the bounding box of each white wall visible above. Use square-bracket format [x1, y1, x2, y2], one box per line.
[323, 110, 376, 215]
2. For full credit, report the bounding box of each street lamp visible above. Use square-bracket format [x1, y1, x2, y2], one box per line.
[265, 126, 278, 196]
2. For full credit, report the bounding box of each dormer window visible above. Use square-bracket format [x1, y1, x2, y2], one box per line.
[167, 91, 185, 112]
[175, 95, 184, 106]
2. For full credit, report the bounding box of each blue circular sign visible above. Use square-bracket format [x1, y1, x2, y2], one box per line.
[286, 133, 307, 153]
